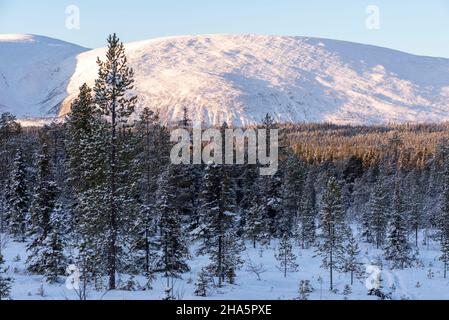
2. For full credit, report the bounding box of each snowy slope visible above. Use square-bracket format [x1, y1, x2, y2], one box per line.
[2, 34, 449, 125]
[0, 34, 88, 117]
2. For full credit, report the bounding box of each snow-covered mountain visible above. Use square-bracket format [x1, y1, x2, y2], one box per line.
[0, 34, 88, 118]
[2, 34, 449, 125]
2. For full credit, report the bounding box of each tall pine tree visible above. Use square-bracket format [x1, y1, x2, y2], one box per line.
[94, 33, 137, 290]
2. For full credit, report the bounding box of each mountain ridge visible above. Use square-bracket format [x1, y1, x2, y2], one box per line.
[1, 34, 449, 125]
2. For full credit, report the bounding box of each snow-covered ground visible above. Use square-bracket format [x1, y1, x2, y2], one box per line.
[1, 232, 448, 300]
[2, 34, 449, 126]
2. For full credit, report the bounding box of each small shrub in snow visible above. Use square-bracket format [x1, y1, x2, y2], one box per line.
[275, 233, 299, 278]
[36, 283, 45, 297]
[194, 268, 213, 297]
[246, 257, 266, 281]
[343, 285, 352, 296]
[119, 276, 138, 291]
[297, 280, 314, 300]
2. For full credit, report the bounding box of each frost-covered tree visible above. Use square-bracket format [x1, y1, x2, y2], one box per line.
[369, 180, 389, 249]
[0, 113, 21, 195]
[297, 280, 314, 300]
[275, 233, 299, 278]
[132, 108, 170, 275]
[40, 202, 67, 283]
[197, 164, 243, 287]
[27, 143, 57, 274]
[384, 180, 413, 269]
[65, 83, 98, 193]
[281, 152, 305, 235]
[66, 83, 109, 287]
[338, 231, 361, 285]
[244, 194, 267, 248]
[26, 145, 66, 283]
[155, 166, 190, 294]
[0, 252, 12, 300]
[440, 157, 449, 278]
[94, 33, 137, 290]
[194, 268, 213, 297]
[316, 177, 347, 291]
[7, 149, 28, 241]
[406, 169, 424, 247]
[297, 170, 317, 249]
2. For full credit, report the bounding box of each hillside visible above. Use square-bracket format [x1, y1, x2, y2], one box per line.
[2, 34, 449, 125]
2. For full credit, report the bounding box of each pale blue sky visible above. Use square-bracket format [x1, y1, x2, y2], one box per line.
[1, 0, 448, 57]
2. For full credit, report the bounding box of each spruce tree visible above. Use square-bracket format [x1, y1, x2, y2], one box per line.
[0, 113, 21, 193]
[0, 252, 12, 300]
[194, 268, 213, 297]
[369, 180, 388, 249]
[316, 177, 347, 291]
[297, 170, 317, 249]
[338, 231, 361, 285]
[384, 180, 413, 269]
[65, 83, 98, 195]
[440, 156, 449, 278]
[131, 109, 172, 277]
[27, 143, 57, 274]
[297, 280, 314, 300]
[281, 152, 305, 235]
[244, 194, 267, 248]
[275, 233, 299, 278]
[408, 169, 423, 247]
[7, 149, 28, 241]
[94, 33, 137, 290]
[198, 164, 243, 287]
[258, 174, 283, 240]
[41, 202, 67, 283]
[155, 166, 190, 296]
[66, 83, 109, 286]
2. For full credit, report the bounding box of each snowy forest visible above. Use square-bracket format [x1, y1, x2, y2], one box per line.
[1, 34, 449, 301]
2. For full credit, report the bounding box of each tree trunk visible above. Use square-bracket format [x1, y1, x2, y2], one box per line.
[284, 254, 287, 278]
[330, 252, 333, 291]
[415, 227, 419, 247]
[218, 209, 224, 287]
[145, 229, 150, 273]
[108, 91, 118, 290]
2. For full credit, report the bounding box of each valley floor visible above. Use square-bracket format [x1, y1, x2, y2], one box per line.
[1, 232, 448, 300]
